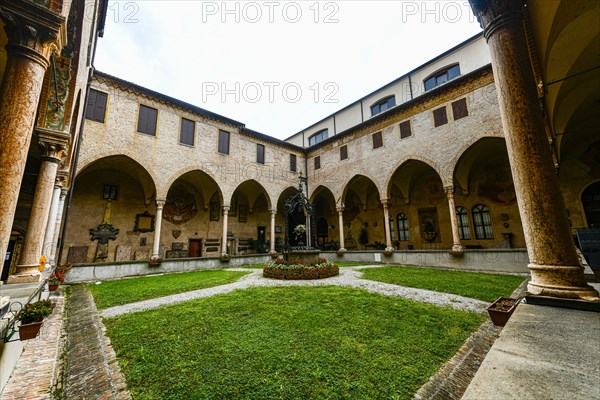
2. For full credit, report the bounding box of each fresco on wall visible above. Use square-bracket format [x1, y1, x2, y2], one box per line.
[163, 185, 198, 224]
[477, 161, 517, 204]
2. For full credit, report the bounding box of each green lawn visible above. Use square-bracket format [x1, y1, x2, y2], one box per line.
[104, 286, 484, 400]
[361, 266, 525, 302]
[89, 269, 250, 309]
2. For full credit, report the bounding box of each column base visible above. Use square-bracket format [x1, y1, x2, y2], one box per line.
[384, 247, 394, 253]
[7, 264, 42, 284]
[452, 244, 464, 252]
[527, 263, 600, 302]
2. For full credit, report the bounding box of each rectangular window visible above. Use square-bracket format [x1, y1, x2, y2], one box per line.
[340, 145, 348, 160]
[137, 104, 158, 136]
[372, 131, 383, 149]
[433, 106, 448, 127]
[290, 154, 297, 172]
[399, 120, 412, 139]
[452, 98, 468, 120]
[257, 143, 265, 164]
[314, 156, 321, 170]
[218, 130, 230, 154]
[102, 184, 118, 200]
[179, 118, 195, 146]
[85, 89, 108, 123]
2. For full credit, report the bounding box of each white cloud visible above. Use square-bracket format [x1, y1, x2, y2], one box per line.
[96, 1, 482, 139]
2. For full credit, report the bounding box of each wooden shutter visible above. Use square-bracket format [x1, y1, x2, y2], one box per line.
[93, 91, 107, 122]
[257, 144, 265, 164]
[85, 89, 97, 120]
[373, 131, 383, 149]
[340, 145, 348, 160]
[180, 118, 195, 145]
[433, 106, 448, 127]
[314, 156, 321, 170]
[290, 154, 297, 172]
[218, 130, 230, 154]
[452, 98, 468, 120]
[399, 120, 412, 139]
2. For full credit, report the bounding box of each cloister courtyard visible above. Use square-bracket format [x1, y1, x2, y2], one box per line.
[3, 261, 530, 399]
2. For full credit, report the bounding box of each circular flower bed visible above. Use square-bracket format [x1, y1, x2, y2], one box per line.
[263, 258, 339, 280]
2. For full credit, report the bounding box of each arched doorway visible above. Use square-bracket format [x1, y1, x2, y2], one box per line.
[582, 182, 600, 228]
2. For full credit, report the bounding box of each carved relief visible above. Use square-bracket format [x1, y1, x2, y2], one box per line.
[163, 185, 198, 225]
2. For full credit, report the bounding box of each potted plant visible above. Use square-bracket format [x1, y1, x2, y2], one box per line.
[487, 297, 519, 327]
[17, 299, 56, 341]
[220, 253, 231, 262]
[149, 256, 162, 267]
[45, 269, 65, 291]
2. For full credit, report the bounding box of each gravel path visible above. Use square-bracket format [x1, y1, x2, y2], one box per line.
[101, 266, 488, 318]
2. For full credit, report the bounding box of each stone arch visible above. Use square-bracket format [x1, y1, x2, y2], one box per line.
[387, 159, 445, 208]
[230, 179, 272, 212]
[163, 165, 223, 202]
[443, 132, 504, 187]
[452, 137, 511, 198]
[385, 156, 443, 200]
[341, 173, 384, 204]
[75, 154, 158, 205]
[580, 180, 600, 228]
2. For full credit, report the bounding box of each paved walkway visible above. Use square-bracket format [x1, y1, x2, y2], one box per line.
[101, 266, 489, 318]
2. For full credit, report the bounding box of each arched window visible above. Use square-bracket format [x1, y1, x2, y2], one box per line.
[424, 64, 461, 92]
[397, 213, 409, 241]
[456, 206, 471, 240]
[308, 129, 328, 146]
[371, 96, 396, 117]
[388, 216, 396, 242]
[472, 204, 493, 239]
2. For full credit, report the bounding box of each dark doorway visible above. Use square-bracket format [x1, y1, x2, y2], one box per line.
[1, 239, 16, 282]
[257, 226, 266, 243]
[188, 239, 202, 258]
[582, 182, 600, 228]
[317, 217, 329, 249]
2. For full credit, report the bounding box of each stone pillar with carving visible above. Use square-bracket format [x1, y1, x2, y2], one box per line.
[270, 209, 277, 254]
[337, 207, 346, 252]
[470, 0, 598, 301]
[381, 199, 393, 252]
[50, 186, 68, 263]
[42, 177, 63, 266]
[221, 206, 230, 254]
[10, 128, 69, 282]
[445, 186, 463, 253]
[0, 0, 65, 276]
[152, 200, 165, 259]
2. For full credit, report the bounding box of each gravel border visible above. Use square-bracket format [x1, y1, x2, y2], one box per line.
[101, 266, 488, 318]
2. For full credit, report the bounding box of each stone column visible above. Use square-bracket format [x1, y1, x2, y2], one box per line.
[221, 206, 230, 254]
[0, 1, 64, 278]
[42, 182, 62, 266]
[445, 186, 463, 253]
[470, 0, 599, 301]
[381, 199, 393, 252]
[337, 207, 346, 251]
[270, 209, 277, 254]
[151, 200, 165, 258]
[50, 187, 68, 263]
[10, 129, 69, 282]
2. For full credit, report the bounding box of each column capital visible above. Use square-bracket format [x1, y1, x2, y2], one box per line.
[270, 209, 277, 215]
[444, 186, 455, 195]
[36, 127, 69, 163]
[156, 199, 166, 208]
[222, 206, 230, 213]
[0, 0, 66, 68]
[336, 206, 344, 213]
[469, 0, 525, 41]
[55, 169, 68, 187]
[380, 199, 390, 208]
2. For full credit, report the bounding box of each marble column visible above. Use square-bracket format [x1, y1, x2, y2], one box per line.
[50, 187, 68, 263]
[151, 200, 165, 258]
[270, 209, 277, 254]
[0, 1, 64, 278]
[445, 186, 463, 253]
[337, 207, 346, 251]
[221, 206, 230, 254]
[381, 199, 393, 252]
[42, 182, 62, 266]
[10, 129, 69, 282]
[470, 0, 599, 301]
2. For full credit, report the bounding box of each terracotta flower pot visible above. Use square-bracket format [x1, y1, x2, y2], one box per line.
[19, 321, 44, 341]
[487, 297, 518, 327]
[48, 284, 59, 291]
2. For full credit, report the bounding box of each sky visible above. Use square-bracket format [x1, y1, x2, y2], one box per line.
[95, 1, 483, 140]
